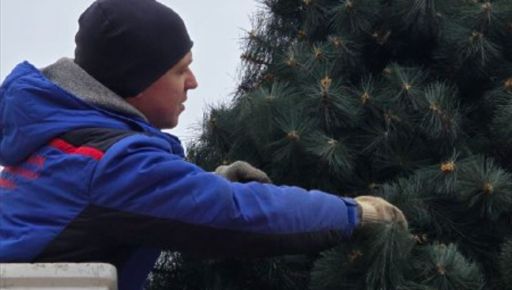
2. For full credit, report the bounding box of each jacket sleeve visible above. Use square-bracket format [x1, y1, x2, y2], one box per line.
[89, 134, 360, 258]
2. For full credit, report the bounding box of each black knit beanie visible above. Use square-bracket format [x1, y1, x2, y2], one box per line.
[74, 0, 193, 98]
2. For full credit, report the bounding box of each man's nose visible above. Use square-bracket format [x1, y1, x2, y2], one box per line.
[187, 71, 198, 90]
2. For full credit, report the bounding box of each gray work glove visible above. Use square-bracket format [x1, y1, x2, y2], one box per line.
[354, 196, 408, 230]
[215, 161, 272, 183]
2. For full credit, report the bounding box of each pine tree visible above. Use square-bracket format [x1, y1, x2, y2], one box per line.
[146, 0, 512, 289]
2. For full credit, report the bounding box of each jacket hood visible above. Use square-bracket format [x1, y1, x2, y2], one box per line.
[0, 59, 162, 166]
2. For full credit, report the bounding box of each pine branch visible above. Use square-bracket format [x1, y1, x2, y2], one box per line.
[456, 155, 512, 221]
[419, 82, 462, 142]
[411, 243, 484, 290]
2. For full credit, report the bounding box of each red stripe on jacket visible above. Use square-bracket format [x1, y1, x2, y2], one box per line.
[26, 155, 46, 167]
[0, 178, 16, 189]
[49, 139, 104, 160]
[4, 166, 39, 179]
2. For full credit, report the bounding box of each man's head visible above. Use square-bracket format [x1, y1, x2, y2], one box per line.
[126, 51, 197, 129]
[74, 0, 197, 128]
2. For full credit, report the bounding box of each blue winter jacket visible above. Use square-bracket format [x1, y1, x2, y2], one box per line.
[0, 59, 360, 289]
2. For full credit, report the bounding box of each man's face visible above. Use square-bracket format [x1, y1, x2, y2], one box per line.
[127, 51, 198, 129]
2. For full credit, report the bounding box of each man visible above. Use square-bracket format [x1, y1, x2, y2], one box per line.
[0, 0, 407, 289]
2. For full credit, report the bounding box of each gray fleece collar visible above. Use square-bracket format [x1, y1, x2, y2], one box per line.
[41, 58, 147, 121]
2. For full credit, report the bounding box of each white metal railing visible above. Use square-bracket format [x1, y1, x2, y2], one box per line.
[0, 263, 117, 290]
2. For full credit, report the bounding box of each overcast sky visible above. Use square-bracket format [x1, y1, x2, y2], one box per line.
[0, 0, 260, 146]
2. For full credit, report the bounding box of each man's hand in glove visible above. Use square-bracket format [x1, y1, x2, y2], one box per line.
[355, 196, 408, 230]
[215, 161, 272, 183]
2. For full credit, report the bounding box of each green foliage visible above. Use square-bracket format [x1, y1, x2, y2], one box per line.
[411, 243, 483, 290]
[420, 82, 461, 141]
[310, 245, 364, 290]
[491, 81, 512, 145]
[330, 0, 377, 35]
[379, 175, 435, 231]
[456, 155, 512, 221]
[311, 223, 414, 290]
[499, 239, 512, 290]
[153, 0, 512, 289]
[147, 252, 312, 290]
[382, 64, 429, 110]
